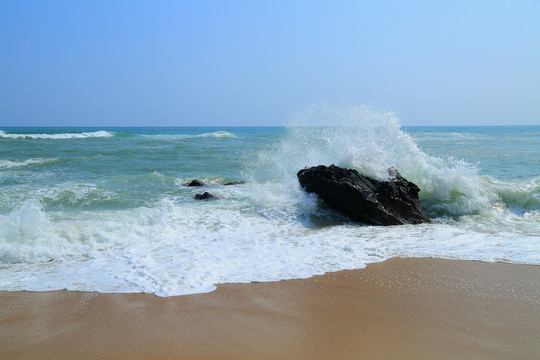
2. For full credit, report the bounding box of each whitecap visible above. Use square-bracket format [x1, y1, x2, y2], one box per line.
[0, 130, 113, 139]
[196, 131, 237, 138]
[0, 158, 57, 169]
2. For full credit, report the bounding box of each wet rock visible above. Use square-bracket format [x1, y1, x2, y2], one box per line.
[297, 165, 429, 226]
[223, 181, 246, 186]
[194, 192, 216, 200]
[185, 179, 206, 187]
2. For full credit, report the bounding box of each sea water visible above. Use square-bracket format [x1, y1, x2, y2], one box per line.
[1, 107, 539, 296]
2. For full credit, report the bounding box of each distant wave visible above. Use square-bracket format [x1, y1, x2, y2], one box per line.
[0, 158, 58, 169]
[142, 131, 237, 140]
[0, 130, 113, 139]
[140, 134, 190, 140]
[196, 131, 237, 138]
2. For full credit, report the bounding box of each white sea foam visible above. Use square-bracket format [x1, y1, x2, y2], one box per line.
[0, 158, 57, 169]
[0, 183, 119, 212]
[0, 130, 112, 139]
[141, 131, 237, 140]
[0, 199, 81, 264]
[140, 133, 191, 140]
[0, 198, 156, 264]
[35, 183, 119, 207]
[196, 131, 237, 138]
[1, 195, 538, 296]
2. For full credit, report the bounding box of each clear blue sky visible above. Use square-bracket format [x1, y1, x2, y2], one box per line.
[1, 0, 539, 126]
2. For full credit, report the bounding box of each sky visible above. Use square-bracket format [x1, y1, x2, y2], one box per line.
[0, 0, 539, 127]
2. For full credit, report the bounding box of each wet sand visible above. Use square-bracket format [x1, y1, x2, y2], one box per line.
[1, 257, 539, 359]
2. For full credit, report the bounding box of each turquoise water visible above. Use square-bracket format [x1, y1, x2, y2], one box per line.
[407, 126, 540, 180]
[1, 116, 539, 296]
[0, 128, 275, 212]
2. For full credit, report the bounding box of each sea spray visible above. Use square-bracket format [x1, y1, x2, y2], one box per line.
[247, 104, 498, 218]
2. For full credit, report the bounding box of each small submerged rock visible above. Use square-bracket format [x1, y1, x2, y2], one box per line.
[194, 192, 216, 200]
[185, 179, 246, 186]
[297, 164, 430, 226]
[185, 179, 206, 187]
[223, 181, 246, 186]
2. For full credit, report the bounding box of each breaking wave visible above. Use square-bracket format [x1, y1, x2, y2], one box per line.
[196, 131, 237, 138]
[249, 104, 505, 218]
[0, 158, 58, 169]
[141, 131, 238, 140]
[0, 130, 113, 139]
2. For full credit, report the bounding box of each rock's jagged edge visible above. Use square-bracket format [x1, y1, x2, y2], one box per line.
[297, 165, 430, 226]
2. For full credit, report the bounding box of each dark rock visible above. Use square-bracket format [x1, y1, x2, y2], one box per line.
[224, 181, 246, 186]
[194, 192, 216, 200]
[185, 179, 206, 187]
[297, 165, 429, 226]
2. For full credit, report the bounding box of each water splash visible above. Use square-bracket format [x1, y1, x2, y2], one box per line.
[248, 103, 498, 218]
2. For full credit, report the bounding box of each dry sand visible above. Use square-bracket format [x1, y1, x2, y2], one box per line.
[1, 257, 539, 359]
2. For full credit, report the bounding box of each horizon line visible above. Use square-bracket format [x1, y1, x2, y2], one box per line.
[1, 124, 539, 128]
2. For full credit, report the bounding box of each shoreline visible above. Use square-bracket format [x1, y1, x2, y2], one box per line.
[1, 257, 539, 359]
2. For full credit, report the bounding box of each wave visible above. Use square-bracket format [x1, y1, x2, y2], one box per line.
[196, 131, 237, 138]
[0, 130, 113, 139]
[2, 195, 538, 296]
[490, 176, 540, 212]
[140, 131, 237, 140]
[140, 134, 191, 140]
[0, 158, 58, 169]
[0, 199, 133, 264]
[247, 104, 500, 218]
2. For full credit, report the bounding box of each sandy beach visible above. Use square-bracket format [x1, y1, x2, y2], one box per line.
[1, 257, 539, 359]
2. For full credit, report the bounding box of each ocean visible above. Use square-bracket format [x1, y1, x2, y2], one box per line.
[1, 111, 539, 296]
